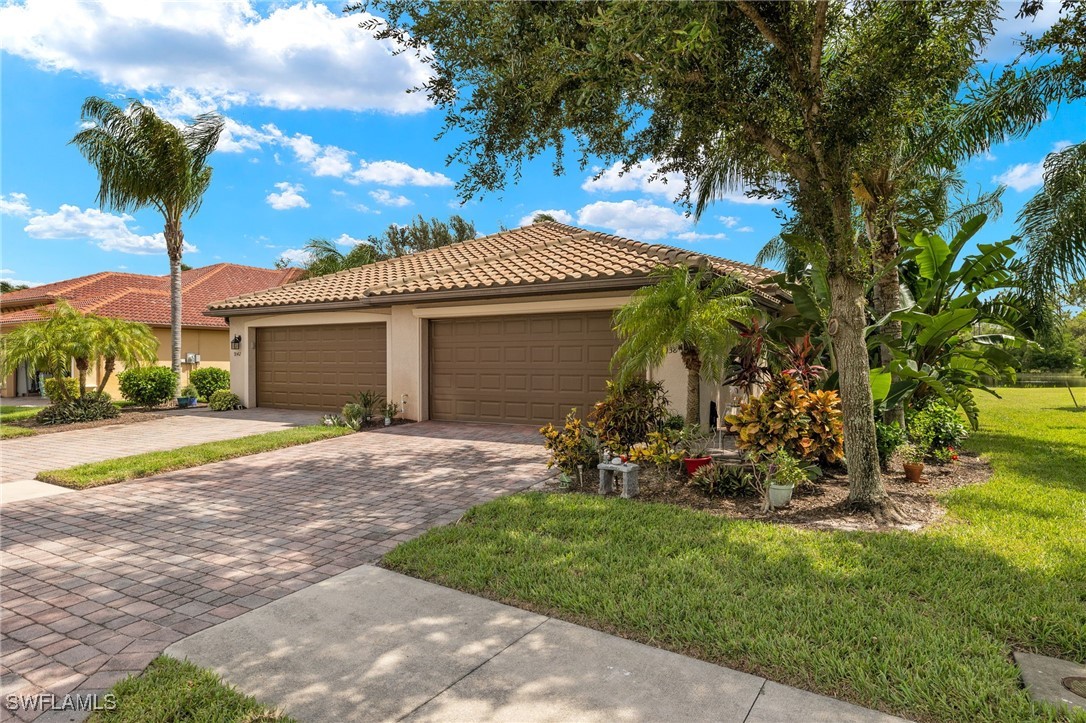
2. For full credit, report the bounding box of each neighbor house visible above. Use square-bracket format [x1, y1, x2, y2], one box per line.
[0, 263, 302, 398]
[208, 222, 787, 426]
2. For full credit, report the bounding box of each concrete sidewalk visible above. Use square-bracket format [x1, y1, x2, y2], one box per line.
[167, 566, 907, 723]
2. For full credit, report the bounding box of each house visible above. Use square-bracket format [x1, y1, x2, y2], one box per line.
[208, 222, 787, 425]
[0, 263, 302, 398]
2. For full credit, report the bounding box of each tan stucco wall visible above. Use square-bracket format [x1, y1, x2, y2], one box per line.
[89, 328, 230, 398]
[226, 292, 738, 427]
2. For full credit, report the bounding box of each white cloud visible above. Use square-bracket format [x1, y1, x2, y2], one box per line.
[369, 189, 411, 207]
[0, 192, 36, 217]
[987, 3, 1062, 63]
[0, 1, 431, 113]
[265, 182, 309, 210]
[583, 160, 685, 199]
[23, 204, 196, 255]
[584, 159, 775, 205]
[349, 160, 452, 187]
[675, 231, 728, 242]
[0, 272, 43, 288]
[277, 248, 312, 266]
[577, 200, 692, 241]
[992, 141, 1074, 192]
[518, 209, 574, 227]
[717, 215, 740, 228]
[333, 233, 367, 246]
[352, 203, 376, 214]
[228, 123, 451, 188]
[736, 226, 755, 233]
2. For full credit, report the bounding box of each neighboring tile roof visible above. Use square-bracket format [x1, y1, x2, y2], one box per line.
[209, 222, 783, 313]
[0, 264, 302, 329]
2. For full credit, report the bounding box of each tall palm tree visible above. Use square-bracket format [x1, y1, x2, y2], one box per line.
[612, 265, 751, 425]
[89, 315, 159, 394]
[71, 98, 224, 378]
[0, 301, 84, 402]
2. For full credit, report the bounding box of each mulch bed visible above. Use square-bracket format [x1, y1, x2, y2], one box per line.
[8, 409, 170, 435]
[547, 451, 992, 532]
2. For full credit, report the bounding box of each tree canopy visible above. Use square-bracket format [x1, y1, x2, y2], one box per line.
[360, 0, 1003, 509]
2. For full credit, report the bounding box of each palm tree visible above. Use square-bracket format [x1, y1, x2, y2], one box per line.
[295, 237, 379, 279]
[0, 301, 84, 402]
[71, 98, 223, 379]
[89, 316, 159, 394]
[612, 265, 751, 425]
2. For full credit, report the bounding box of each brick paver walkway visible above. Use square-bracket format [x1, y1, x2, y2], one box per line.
[0, 422, 544, 721]
[0, 408, 318, 482]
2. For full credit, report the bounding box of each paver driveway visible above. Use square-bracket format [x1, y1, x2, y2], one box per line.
[0, 422, 545, 721]
[1, 408, 319, 483]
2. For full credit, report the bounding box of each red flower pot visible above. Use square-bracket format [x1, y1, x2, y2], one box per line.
[683, 456, 713, 475]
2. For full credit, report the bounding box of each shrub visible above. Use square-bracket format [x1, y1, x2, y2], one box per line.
[43, 377, 78, 401]
[689, 463, 757, 497]
[322, 413, 348, 427]
[724, 374, 844, 464]
[208, 390, 244, 411]
[588, 379, 670, 449]
[541, 409, 599, 476]
[37, 395, 120, 425]
[765, 449, 810, 487]
[180, 383, 199, 399]
[908, 399, 968, 453]
[875, 421, 906, 471]
[118, 366, 179, 408]
[188, 368, 230, 400]
[626, 430, 683, 468]
[344, 389, 383, 429]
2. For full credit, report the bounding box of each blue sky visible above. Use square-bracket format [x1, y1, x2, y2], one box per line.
[0, 0, 1080, 287]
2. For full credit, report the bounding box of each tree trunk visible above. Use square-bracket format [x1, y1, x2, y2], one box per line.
[98, 357, 116, 397]
[74, 358, 89, 398]
[165, 219, 184, 382]
[827, 273, 886, 509]
[868, 218, 905, 428]
[680, 347, 702, 426]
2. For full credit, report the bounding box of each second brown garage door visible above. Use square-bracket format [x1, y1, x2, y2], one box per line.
[256, 323, 386, 411]
[429, 311, 619, 425]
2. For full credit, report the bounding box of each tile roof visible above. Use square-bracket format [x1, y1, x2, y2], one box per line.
[0, 264, 302, 329]
[209, 222, 783, 313]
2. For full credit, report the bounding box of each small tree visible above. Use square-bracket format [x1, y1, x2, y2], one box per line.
[0, 302, 82, 402]
[612, 265, 750, 425]
[90, 316, 159, 393]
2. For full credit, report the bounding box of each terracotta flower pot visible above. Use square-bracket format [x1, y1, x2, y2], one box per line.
[683, 456, 713, 475]
[903, 462, 925, 484]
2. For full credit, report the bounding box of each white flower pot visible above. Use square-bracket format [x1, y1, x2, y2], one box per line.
[384, 417, 392, 426]
[768, 483, 794, 509]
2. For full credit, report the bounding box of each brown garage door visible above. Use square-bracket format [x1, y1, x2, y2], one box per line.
[256, 323, 386, 411]
[429, 311, 619, 425]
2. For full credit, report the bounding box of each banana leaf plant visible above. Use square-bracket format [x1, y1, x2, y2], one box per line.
[869, 214, 1035, 428]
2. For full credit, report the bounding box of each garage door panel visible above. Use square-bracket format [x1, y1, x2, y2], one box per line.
[430, 311, 619, 425]
[256, 323, 386, 412]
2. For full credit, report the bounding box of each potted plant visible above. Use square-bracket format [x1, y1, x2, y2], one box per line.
[382, 402, 398, 426]
[176, 383, 199, 408]
[677, 425, 713, 475]
[765, 449, 806, 509]
[899, 442, 926, 484]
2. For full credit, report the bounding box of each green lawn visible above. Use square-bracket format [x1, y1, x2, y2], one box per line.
[88, 656, 293, 723]
[0, 425, 36, 438]
[385, 388, 1086, 723]
[38, 425, 352, 488]
[0, 405, 42, 423]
